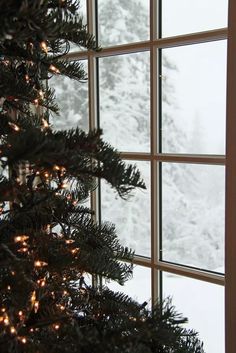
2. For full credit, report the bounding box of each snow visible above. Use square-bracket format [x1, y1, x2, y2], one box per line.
[162, 40, 227, 155]
[101, 161, 151, 257]
[50, 1, 226, 350]
[108, 269, 224, 353]
[107, 265, 151, 306]
[99, 51, 150, 152]
[162, 163, 225, 271]
[97, 0, 149, 47]
[51, 61, 89, 132]
[163, 273, 224, 353]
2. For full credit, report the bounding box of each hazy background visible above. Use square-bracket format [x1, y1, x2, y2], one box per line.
[51, 1, 228, 351]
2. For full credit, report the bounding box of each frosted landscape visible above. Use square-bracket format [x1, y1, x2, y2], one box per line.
[51, 1, 228, 352]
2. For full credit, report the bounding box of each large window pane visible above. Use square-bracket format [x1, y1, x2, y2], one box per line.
[161, 41, 227, 154]
[162, 0, 228, 37]
[99, 52, 150, 152]
[101, 161, 150, 257]
[161, 163, 225, 272]
[162, 272, 224, 353]
[50, 61, 89, 131]
[107, 265, 151, 305]
[97, 0, 149, 47]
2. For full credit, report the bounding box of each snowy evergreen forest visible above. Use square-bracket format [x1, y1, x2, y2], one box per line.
[51, 0, 225, 272]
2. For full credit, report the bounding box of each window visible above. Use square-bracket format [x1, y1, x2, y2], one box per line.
[52, 1, 236, 352]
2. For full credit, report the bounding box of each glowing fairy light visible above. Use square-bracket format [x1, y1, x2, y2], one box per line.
[13, 124, 20, 131]
[37, 278, 46, 287]
[34, 301, 39, 313]
[10, 327, 16, 334]
[129, 316, 137, 322]
[14, 235, 29, 243]
[38, 89, 44, 98]
[49, 64, 60, 74]
[17, 247, 28, 253]
[71, 248, 80, 255]
[65, 239, 75, 244]
[40, 41, 48, 54]
[41, 118, 49, 128]
[31, 291, 36, 304]
[8, 122, 20, 131]
[34, 260, 48, 267]
[3, 317, 9, 325]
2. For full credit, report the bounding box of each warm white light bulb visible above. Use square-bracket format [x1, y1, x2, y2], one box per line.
[40, 41, 48, 54]
[49, 64, 60, 74]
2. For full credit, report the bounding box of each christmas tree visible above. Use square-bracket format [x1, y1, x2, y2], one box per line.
[0, 1, 204, 352]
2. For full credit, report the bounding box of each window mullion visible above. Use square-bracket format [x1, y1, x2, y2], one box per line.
[150, 0, 160, 305]
[87, 0, 99, 220]
[157, 261, 225, 286]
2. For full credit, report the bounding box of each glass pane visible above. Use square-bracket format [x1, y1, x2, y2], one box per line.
[107, 265, 151, 305]
[101, 161, 150, 257]
[50, 61, 89, 131]
[162, 0, 228, 37]
[162, 272, 225, 353]
[161, 41, 227, 154]
[161, 163, 225, 272]
[99, 52, 150, 152]
[70, 0, 87, 52]
[97, 0, 149, 47]
[78, 0, 87, 23]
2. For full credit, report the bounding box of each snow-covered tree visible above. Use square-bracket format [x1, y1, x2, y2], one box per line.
[51, 0, 224, 271]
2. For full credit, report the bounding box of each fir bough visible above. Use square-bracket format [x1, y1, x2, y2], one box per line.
[0, 1, 204, 352]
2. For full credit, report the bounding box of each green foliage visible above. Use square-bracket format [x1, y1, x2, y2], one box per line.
[0, 1, 204, 352]
[1, 128, 145, 198]
[0, 0, 97, 48]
